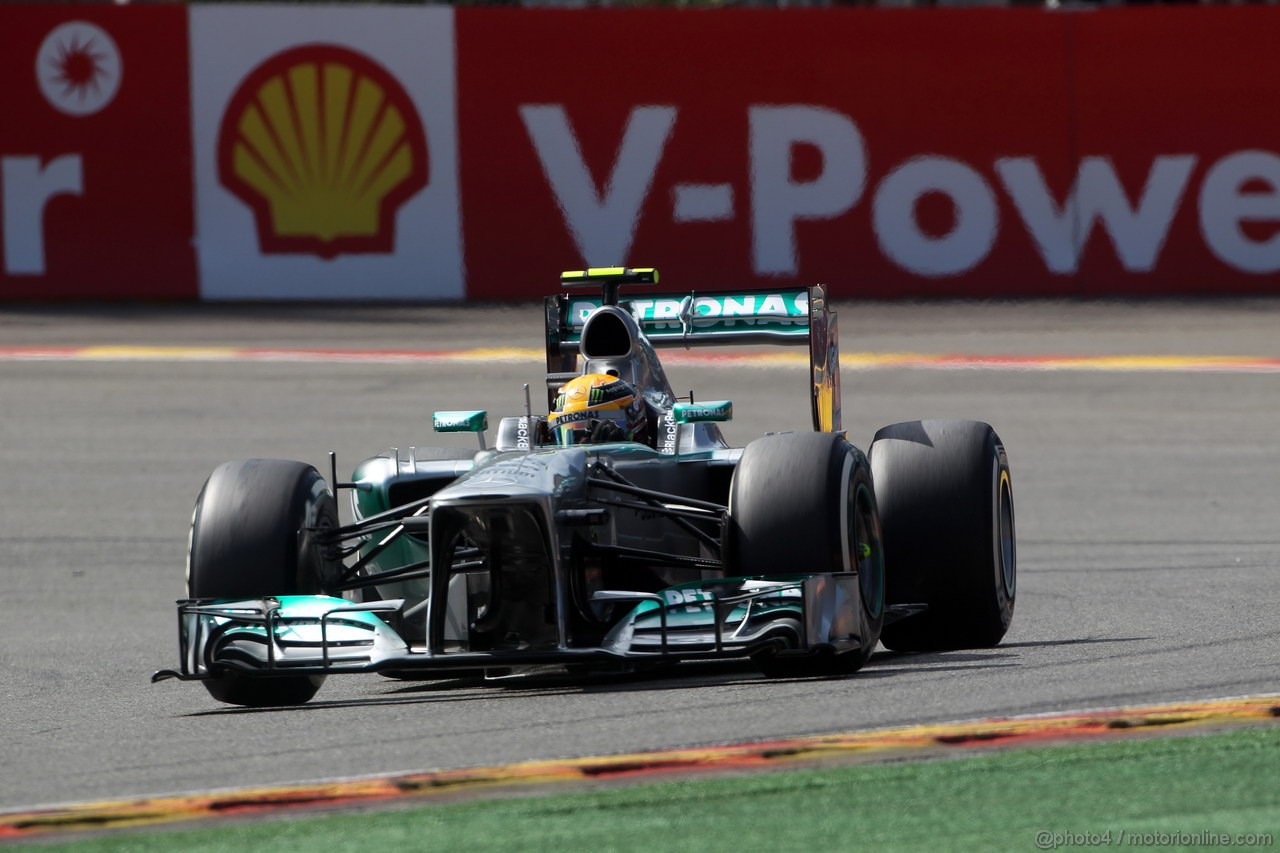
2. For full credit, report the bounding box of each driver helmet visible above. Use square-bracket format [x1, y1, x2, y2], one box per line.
[550, 374, 648, 446]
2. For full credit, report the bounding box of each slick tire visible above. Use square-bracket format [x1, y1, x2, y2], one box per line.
[187, 459, 341, 707]
[869, 420, 1016, 651]
[726, 432, 885, 678]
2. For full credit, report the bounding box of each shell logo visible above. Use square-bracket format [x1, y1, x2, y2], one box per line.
[217, 45, 428, 259]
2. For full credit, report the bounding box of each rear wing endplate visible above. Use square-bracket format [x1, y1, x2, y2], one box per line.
[545, 284, 841, 432]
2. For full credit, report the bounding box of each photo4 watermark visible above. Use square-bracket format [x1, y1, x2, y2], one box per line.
[1035, 830, 1274, 849]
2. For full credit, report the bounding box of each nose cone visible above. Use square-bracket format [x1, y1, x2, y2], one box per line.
[432, 448, 587, 503]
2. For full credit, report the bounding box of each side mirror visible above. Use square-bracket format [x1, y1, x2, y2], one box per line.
[433, 410, 489, 450]
[673, 400, 733, 424]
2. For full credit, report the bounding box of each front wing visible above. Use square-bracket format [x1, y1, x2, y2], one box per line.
[153, 574, 886, 683]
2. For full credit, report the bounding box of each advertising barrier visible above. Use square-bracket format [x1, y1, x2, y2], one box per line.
[189, 6, 462, 300]
[458, 8, 1074, 299]
[1071, 8, 1280, 296]
[459, 7, 1280, 299]
[0, 6, 196, 299]
[1, 4, 1278, 300]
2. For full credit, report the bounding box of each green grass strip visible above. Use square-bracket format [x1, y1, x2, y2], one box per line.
[43, 727, 1280, 852]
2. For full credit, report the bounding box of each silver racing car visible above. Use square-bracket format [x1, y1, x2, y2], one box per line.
[154, 268, 1016, 706]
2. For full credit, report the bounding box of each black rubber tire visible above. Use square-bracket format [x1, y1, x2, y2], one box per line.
[726, 432, 885, 678]
[869, 420, 1016, 651]
[187, 459, 341, 706]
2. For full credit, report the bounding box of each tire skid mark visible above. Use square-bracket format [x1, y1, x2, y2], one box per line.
[3, 694, 1277, 840]
[1, 345, 1279, 372]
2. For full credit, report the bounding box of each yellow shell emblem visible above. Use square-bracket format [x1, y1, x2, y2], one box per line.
[218, 45, 428, 259]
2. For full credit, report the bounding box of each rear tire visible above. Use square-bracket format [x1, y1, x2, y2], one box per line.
[727, 432, 885, 677]
[870, 420, 1015, 651]
[187, 459, 341, 706]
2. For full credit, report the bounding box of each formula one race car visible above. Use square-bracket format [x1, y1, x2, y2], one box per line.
[154, 268, 1016, 706]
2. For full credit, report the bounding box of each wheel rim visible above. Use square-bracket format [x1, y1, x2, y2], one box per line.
[853, 482, 885, 619]
[996, 468, 1015, 599]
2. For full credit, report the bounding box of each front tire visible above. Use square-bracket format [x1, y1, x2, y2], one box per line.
[870, 420, 1016, 651]
[187, 459, 340, 706]
[727, 432, 885, 677]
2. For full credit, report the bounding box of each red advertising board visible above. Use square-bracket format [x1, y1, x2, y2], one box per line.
[2, 5, 1277, 302]
[457, 8, 1280, 299]
[0, 6, 195, 299]
[1072, 7, 1280, 296]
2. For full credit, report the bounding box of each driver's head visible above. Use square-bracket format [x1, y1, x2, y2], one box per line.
[550, 374, 647, 446]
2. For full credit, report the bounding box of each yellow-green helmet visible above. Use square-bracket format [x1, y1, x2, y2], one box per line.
[550, 374, 648, 446]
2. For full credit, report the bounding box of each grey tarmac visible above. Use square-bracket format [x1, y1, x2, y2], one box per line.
[1, 299, 1277, 810]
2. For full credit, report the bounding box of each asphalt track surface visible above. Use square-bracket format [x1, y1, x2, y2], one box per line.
[2, 300, 1278, 811]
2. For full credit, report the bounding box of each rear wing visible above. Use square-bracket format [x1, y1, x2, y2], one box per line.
[545, 280, 841, 432]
